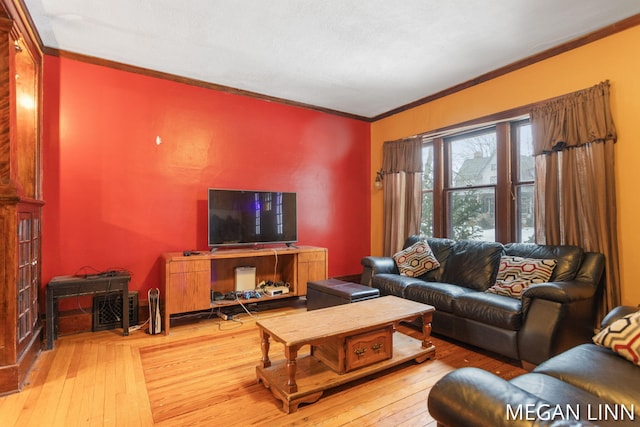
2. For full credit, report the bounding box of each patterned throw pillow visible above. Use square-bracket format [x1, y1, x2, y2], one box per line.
[393, 240, 440, 277]
[496, 256, 558, 283]
[485, 256, 557, 299]
[485, 279, 531, 299]
[593, 310, 640, 366]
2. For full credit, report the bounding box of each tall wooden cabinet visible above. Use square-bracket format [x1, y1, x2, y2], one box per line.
[0, 2, 43, 394]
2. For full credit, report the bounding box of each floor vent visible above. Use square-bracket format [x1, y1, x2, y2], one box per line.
[92, 291, 139, 332]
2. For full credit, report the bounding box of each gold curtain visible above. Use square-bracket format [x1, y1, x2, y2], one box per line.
[531, 81, 620, 321]
[381, 137, 423, 256]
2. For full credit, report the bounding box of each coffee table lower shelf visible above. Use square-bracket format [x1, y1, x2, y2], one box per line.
[256, 332, 435, 413]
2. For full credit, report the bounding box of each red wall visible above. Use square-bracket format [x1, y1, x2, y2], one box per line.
[42, 56, 371, 298]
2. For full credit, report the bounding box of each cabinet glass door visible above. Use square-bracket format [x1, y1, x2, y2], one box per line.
[17, 210, 40, 352]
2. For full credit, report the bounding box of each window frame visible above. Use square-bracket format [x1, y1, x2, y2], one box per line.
[420, 117, 532, 243]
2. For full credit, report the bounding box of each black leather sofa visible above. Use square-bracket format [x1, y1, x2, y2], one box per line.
[427, 306, 640, 427]
[360, 236, 605, 366]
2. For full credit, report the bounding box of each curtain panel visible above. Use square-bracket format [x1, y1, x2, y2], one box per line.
[531, 81, 616, 155]
[531, 81, 620, 321]
[381, 137, 423, 256]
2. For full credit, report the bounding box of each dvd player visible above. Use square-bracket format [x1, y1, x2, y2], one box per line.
[264, 286, 290, 296]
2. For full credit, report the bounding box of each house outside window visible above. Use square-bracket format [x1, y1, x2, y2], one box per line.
[420, 118, 534, 243]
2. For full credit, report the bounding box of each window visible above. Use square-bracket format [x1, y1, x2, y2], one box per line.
[513, 121, 535, 242]
[420, 118, 534, 243]
[421, 144, 434, 237]
[447, 129, 497, 240]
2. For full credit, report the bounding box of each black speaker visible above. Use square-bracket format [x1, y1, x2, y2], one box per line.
[92, 291, 139, 332]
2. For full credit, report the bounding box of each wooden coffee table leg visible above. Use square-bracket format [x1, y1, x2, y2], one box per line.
[285, 345, 299, 393]
[421, 312, 433, 348]
[259, 328, 271, 368]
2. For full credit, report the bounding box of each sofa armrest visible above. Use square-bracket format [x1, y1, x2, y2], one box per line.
[521, 251, 603, 306]
[428, 367, 595, 427]
[522, 280, 596, 305]
[360, 256, 397, 286]
[519, 280, 597, 365]
[600, 305, 639, 329]
[520, 251, 601, 312]
[517, 252, 604, 365]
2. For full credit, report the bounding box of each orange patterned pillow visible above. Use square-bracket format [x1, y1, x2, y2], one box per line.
[393, 240, 440, 277]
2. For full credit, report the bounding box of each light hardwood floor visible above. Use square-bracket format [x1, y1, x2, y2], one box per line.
[0, 299, 526, 426]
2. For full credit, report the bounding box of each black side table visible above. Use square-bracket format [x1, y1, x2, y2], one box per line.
[45, 273, 131, 350]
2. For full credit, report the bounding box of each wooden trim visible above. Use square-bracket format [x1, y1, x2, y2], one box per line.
[494, 123, 511, 243]
[0, 0, 43, 57]
[0, 29, 10, 190]
[432, 138, 444, 237]
[372, 14, 640, 121]
[0, 16, 11, 32]
[43, 47, 372, 122]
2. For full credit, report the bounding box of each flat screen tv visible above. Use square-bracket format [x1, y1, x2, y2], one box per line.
[208, 189, 298, 248]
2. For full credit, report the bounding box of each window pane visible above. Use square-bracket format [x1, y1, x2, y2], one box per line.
[423, 144, 433, 190]
[449, 131, 497, 187]
[517, 184, 534, 243]
[421, 143, 434, 237]
[516, 122, 535, 242]
[518, 124, 534, 182]
[421, 191, 433, 237]
[448, 188, 495, 241]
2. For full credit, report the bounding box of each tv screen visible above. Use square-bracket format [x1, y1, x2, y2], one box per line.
[208, 189, 298, 248]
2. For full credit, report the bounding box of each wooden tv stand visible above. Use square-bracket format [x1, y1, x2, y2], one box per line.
[159, 246, 327, 334]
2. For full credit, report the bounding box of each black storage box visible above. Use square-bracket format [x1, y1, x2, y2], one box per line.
[307, 278, 379, 311]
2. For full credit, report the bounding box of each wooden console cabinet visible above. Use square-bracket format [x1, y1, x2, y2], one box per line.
[160, 246, 327, 334]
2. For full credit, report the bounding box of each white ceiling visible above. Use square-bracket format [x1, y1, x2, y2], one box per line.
[22, 1, 640, 119]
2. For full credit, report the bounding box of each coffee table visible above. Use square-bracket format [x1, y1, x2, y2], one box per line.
[255, 295, 436, 413]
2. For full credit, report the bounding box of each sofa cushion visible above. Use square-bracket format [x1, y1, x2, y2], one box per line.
[393, 240, 440, 277]
[441, 240, 504, 291]
[592, 309, 640, 366]
[371, 274, 422, 298]
[404, 282, 476, 313]
[504, 243, 583, 282]
[534, 343, 640, 416]
[453, 292, 523, 330]
[419, 237, 456, 282]
[402, 235, 423, 249]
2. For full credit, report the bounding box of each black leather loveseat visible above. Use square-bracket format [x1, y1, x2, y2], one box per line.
[427, 306, 640, 427]
[360, 236, 604, 366]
